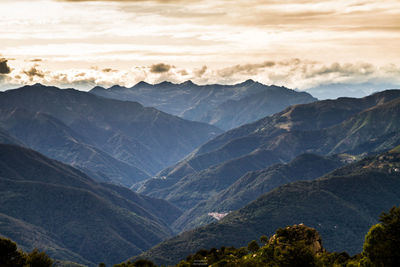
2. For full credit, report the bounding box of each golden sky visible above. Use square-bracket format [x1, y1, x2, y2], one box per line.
[0, 0, 399, 91]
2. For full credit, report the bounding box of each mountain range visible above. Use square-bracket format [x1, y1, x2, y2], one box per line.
[1, 82, 400, 267]
[0, 84, 221, 187]
[90, 80, 317, 130]
[137, 90, 400, 213]
[305, 82, 400, 100]
[0, 144, 182, 266]
[134, 147, 400, 265]
[172, 153, 348, 232]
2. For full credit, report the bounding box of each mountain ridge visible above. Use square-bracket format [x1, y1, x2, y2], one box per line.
[134, 148, 400, 265]
[137, 89, 400, 212]
[0, 84, 222, 186]
[0, 143, 182, 266]
[172, 153, 347, 231]
[90, 80, 317, 130]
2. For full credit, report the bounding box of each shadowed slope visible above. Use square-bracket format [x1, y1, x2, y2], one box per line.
[135, 149, 400, 265]
[0, 144, 181, 266]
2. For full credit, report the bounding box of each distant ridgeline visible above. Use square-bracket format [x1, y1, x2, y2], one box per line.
[0, 83, 222, 187]
[90, 80, 317, 130]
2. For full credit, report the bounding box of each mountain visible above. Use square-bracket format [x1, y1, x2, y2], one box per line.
[137, 90, 400, 210]
[141, 149, 291, 210]
[305, 82, 400, 100]
[0, 108, 148, 185]
[90, 80, 317, 130]
[134, 148, 400, 265]
[173, 153, 347, 231]
[0, 127, 23, 145]
[0, 84, 222, 186]
[0, 144, 182, 266]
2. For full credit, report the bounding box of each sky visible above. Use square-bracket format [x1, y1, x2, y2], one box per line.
[0, 0, 399, 94]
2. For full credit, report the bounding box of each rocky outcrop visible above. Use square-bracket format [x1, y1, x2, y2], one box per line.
[269, 224, 325, 254]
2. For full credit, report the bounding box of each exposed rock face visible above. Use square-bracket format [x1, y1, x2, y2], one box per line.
[269, 224, 325, 254]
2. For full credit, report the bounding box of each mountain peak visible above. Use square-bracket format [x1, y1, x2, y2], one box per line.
[90, 85, 106, 92]
[239, 79, 256, 86]
[134, 81, 152, 88]
[32, 82, 45, 87]
[22, 83, 60, 92]
[181, 80, 196, 86]
[108, 85, 126, 90]
[157, 81, 175, 87]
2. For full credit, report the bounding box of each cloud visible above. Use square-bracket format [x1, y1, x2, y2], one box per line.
[217, 61, 276, 78]
[102, 68, 118, 73]
[0, 59, 11, 74]
[150, 63, 172, 73]
[194, 65, 207, 77]
[205, 59, 400, 91]
[61, 0, 196, 2]
[302, 62, 376, 79]
[3, 0, 399, 79]
[1, 58, 399, 94]
[178, 69, 189, 76]
[23, 65, 46, 79]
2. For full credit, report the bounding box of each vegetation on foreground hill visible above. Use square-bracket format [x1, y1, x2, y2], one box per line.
[121, 206, 400, 266]
[2, 204, 400, 267]
[0, 237, 52, 267]
[135, 147, 400, 265]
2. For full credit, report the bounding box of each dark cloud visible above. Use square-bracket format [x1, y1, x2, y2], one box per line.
[302, 62, 376, 79]
[0, 59, 11, 74]
[102, 68, 118, 73]
[218, 61, 276, 77]
[150, 63, 172, 73]
[23, 65, 46, 79]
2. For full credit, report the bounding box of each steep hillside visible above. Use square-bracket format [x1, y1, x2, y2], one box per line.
[90, 80, 317, 130]
[138, 90, 400, 210]
[0, 84, 222, 186]
[173, 153, 346, 231]
[0, 127, 23, 145]
[0, 144, 181, 266]
[146, 149, 290, 210]
[0, 108, 148, 185]
[135, 149, 400, 265]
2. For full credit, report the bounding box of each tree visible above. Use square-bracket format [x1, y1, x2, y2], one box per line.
[247, 240, 260, 253]
[0, 237, 26, 267]
[363, 205, 400, 266]
[273, 240, 317, 267]
[131, 259, 157, 267]
[113, 259, 156, 267]
[260, 235, 268, 245]
[363, 224, 388, 266]
[25, 248, 53, 267]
